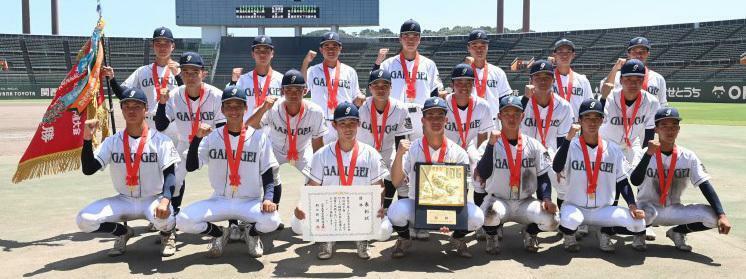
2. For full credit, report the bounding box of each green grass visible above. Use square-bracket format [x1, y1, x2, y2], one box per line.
[669, 102, 746, 126]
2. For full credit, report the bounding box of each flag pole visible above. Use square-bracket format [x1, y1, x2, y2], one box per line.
[98, 1, 116, 134]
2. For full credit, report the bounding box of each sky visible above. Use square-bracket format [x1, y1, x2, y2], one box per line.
[1, 0, 745, 38]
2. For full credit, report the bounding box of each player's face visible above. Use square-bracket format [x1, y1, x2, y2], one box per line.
[655, 119, 681, 144]
[369, 80, 391, 101]
[152, 39, 174, 59]
[282, 86, 306, 104]
[553, 46, 575, 66]
[221, 100, 247, 121]
[120, 100, 147, 124]
[180, 65, 204, 86]
[580, 113, 604, 135]
[498, 107, 524, 131]
[621, 76, 644, 92]
[452, 78, 474, 96]
[530, 72, 554, 93]
[627, 46, 650, 61]
[252, 46, 274, 66]
[422, 109, 447, 135]
[332, 119, 359, 141]
[319, 42, 342, 61]
[399, 33, 421, 52]
[467, 41, 488, 60]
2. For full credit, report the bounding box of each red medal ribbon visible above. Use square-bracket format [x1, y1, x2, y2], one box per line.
[620, 92, 643, 148]
[656, 146, 678, 206]
[471, 63, 488, 98]
[123, 125, 150, 186]
[580, 135, 604, 196]
[323, 61, 341, 110]
[555, 68, 574, 101]
[370, 100, 390, 151]
[399, 52, 420, 101]
[530, 95, 554, 147]
[253, 69, 273, 107]
[422, 136, 447, 163]
[451, 96, 474, 148]
[184, 86, 204, 142]
[223, 125, 247, 188]
[335, 141, 359, 186]
[500, 133, 523, 189]
[285, 103, 306, 161]
[152, 63, 171, 100]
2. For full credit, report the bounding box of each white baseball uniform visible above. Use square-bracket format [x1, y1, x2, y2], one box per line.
[470, 63, 513, 118]
[600, 89, 660, 167]
[76, 129, 180, 233]
[357, 97, 413, 172]
[552, 70, 594, 119]
[444, 94, 495, 178]
[302, 141, 389, 186]
[234, 69, 284, 121]
[176, 126, 281, 234]
[121, 64, 180, 138]
[600, 69, 668, 107]
[558, 137, 645, 233]
[306, 62, 360, 143]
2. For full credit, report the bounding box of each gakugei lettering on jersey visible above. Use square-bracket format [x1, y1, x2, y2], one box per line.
[312, 77, 352, 89]
[361, 122, 401, 134]
[523, 118, 561, 127]
[274, 125, 313, 136]
[645, 168, 691, 179]
[242, 87, 282, 97]
[322, 166, 370, 177]
[570, 160, 615, 173]
[552, 86, 584, 97]
[139, 77, 178, 88]
[647, 86, 661, 96]
[208, 149, 257, 162]
[111, 152, 159, 163]
[175, 111, 216, 122]
[608, 116, 647, 125]
[494, 157, 537, 169]
[390, 70, 429, 81]
[444, 120, 483, 131]
[485, 79, 502, 88]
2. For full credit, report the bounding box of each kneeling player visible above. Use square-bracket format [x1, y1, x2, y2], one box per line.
[176, 87, 281, 258]
[629, 107, 731, 251]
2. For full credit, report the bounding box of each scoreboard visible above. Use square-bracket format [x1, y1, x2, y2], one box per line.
[235, 5, 320, 19]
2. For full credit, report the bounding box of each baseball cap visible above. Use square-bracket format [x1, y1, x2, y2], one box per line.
[152, 27, 174, 41]
[553, 39, 576, 52]
[620, 59, 646, 77]
[400, 19, 421, 34]
[368, 69, 392, 85]
[320, 31, 342, 46]
[654, 107, 682, 123]
[120, 87, 148, 104]
[529, 60, 554, 76]
[252, 35, 274, 50]
[282, 69, 306, 87]
[333, 102, 360, 121]
[578, 99, 604, 117]
[179, 52, 204, 69]
[628, 37, 651, 51]
[499, 95, 524, 111]
[222, 86, 247, 103]
[451, 63, 475, 80]
[422, 97, 448, 113]
[468, 30, 489, 44]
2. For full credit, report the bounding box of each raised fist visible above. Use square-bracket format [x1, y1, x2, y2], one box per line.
[83, 119, 100, 140]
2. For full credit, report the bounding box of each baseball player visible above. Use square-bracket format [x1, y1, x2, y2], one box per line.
[629, 107, 732, 251]
[294, 102, 388, 260]
[552, 99, 647, 253]
[356, 69, 414, 212]
[153, 52, 225, 219]
[78, 87, 180, 257]
[232, 35, 284, 122]
[600, 37, 668, 107]
[374, 19, 443, 140]
[466, 29, 513, 118]
[386, 97, 485, 258]
[475, 96, 558, 254]
[300, 32, 363, 143]
[550, 39, 594, 119]
[177, 86, 281, 258]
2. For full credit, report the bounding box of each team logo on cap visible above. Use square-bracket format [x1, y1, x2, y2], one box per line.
[328, 33, 334, 39]
[128, 90, 136, 98]
[186, 55, 192, 62]
[540, 62, 546, 69]
[633, 64, 640, 71]
[410, 23, 416, 30]
[231, 88, 238, 95]
[433, 99, 439, 105]
[637, 38, 643, 44]
[160, 29, 166, 36]
[377, 71, 383, 78]
[665, 108, 672, 116]
[260, 37, 266, 43]
[589, 101, 596, 108]
[290, 75, 297, 83]
[345, 107, 351, 114]
[461, 67, 468, 75]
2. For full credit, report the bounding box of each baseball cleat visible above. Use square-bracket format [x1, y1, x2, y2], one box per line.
[108, 226, 134, 257]
[206, 227, 229, 258]
[666, 228, 692, 252]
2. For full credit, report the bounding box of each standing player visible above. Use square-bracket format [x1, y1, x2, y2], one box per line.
[600, 37, 667, 107]
[302, 32, 363, 143]
[466, 29, 513, 118]
[550, 39, 594, 118]
[387, 97, 485, 258]
[177, 86, 281, 258]
[629, 107, 731, 251]
[234, 35, 284, 121]
[357, 69, 414, 212]
[475, 96, 558, 254]
[553, 99, 647, 252]
[78, 88, 180, 257]
[295, 102, 388, 260]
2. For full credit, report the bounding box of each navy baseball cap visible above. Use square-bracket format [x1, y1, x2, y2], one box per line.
[422, 97, 448, 113]
[451, 63, 475, 80]
[655, 107, 682, 123]
[222, 86, 247, 103]
[120, 87, 148, 104]
[578, 99, 604, 117]
[179, 52, 204, 69]
[320, 31, 342, 46]
[368, 69, 392, 85]
[553, 39, 576, 52]
[628, 37, 651, 51]
[333, 102, 360, 121]
[620, 59, 646, 77]
[152, 27, 174, 41]
[529, 60, 554, 76]
[400, 19, 421, 34]
[468, 30, 489, 44]
[252, 35, 274, 49]
[282, 69, 306, 87]
[499, 95, 524, 111]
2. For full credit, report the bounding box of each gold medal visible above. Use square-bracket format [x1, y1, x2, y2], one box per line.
[289, 159, 297, 166]
[588, 193, 595, 200]
[511, 186, 519, 195]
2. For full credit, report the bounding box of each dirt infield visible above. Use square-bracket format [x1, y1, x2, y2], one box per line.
[1, 101, 745, 278]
